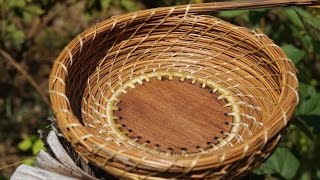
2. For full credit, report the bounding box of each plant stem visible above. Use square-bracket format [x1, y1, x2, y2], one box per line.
[0, 49, 49, 105]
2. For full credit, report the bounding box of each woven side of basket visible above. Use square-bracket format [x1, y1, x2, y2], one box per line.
[48, 1, 303, 179]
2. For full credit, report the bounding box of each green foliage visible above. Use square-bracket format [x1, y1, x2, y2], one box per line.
[281, 44, 305, 64]
[4, 23, 26, 49]
[218, 10, 249, 18]
[1, 0, 320, 179]
[295, 8, 320, 42]
[16, 136, 44, 167]
[1, 0, 44, 50]
[255, 147, 300, 179]
[17, 135, 44, 155]
[32, 139, 44, 155]
[0, 173, 8, 180]
[22, 158, 35, 166]
[17, 137, 33, 152]
[101, 0, 112, 9]
[86, 0, 112, 12]
[120, 0, 140, 12]
[297, 84, 320, 116]
[286, 9, 303, 28]
[295, 83, 320, 134]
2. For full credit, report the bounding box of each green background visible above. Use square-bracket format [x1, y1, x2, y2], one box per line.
[0, 0, 320, 179]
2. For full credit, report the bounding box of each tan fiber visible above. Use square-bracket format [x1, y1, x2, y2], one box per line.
[48, 1, 303, 179]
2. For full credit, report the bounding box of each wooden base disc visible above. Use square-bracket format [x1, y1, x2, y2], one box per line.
[115, 78, 233, 154]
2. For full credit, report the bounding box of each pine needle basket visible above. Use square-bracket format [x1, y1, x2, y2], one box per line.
[48, 0, 315, 179]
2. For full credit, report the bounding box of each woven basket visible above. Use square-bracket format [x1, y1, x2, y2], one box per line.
[48, 1, 303, 179]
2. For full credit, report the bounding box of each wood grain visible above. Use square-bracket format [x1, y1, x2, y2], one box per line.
[115, 78, 233, 154]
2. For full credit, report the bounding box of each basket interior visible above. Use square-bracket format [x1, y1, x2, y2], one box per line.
[114, 77, 234, 154]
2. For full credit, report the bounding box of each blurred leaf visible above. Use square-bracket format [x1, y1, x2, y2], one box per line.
[218, 10, 249, 18]
[251, 8, 269, 13]
[120, 0, 139, 12]
[300, 171, 311, 180]
[296, 83, 320, 132]
[5, 23, 26, 49]
[297, 83, 320, 116]
[32, 139, 44, 155]
[23, 157, 34, 166]
[11, 30, 25, 43]
[191, 0, 204, 3]
[22, 11, 32, 23]
[18, 137, 32, 151]
[255, 147, 300, 179]
[286, 8, 303, 28]
[7, 0, 26, 8]
[281, 44, 305, 64]
[301, 34, 314, 52]
[294, 118, 315, 140]
[0, 173, 8, 180]
[317, 169, 320, 179]
[25, 5, 44, 15]
[298, 94, 320, 116]
[101, 0, 112, 9]
[295, 8, 320, 42]
[22, 5, 43, 23]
